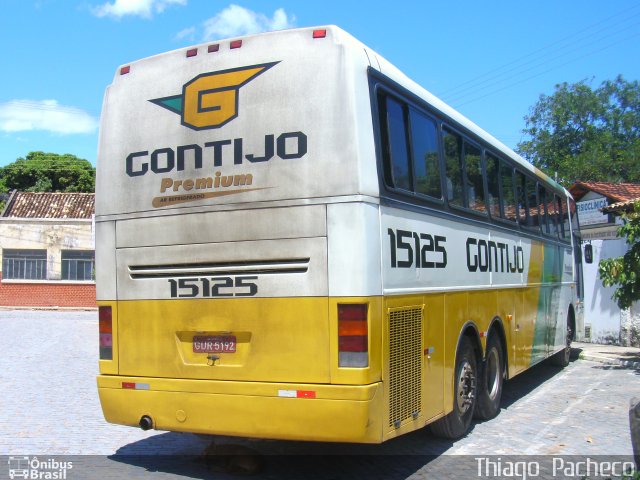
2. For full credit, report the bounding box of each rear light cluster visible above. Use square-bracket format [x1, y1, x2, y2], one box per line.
[338, 304, 368, 367]
[99, 306, 113, 360]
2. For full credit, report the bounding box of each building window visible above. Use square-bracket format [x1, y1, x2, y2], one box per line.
[2, 249, 47, 280]
[61, 250, 95, 281]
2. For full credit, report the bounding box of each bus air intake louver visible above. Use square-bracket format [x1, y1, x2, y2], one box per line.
[388, 306, 423, 428]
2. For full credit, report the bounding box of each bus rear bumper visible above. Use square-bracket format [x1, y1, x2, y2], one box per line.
[97, 375, 384, 443]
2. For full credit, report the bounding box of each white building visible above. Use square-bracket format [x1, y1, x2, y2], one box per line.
[0, 191, 96, 308]
[569, 181, 640, 346]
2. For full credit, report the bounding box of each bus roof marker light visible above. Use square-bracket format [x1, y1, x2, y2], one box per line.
[120, 66, 130, 75]
[313, 29, 327, 39]
[186, 48, 198, 58]
[208, 44, 220, 53]
[230, 40, 242, 49]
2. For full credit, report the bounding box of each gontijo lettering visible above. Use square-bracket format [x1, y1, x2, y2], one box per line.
[126, 132, 307, 177]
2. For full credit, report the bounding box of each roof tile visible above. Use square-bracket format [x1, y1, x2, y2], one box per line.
[569, 181, 640, 203]
[2, 192, 95, 219]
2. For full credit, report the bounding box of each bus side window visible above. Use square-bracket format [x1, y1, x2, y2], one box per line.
[485, 153, 501, 218]
[548, 191, 560, 237]
[525, 177, 540, 232]
[538, 184, 550, 235]
[561, 196, 571, 241]
[409, 109, 441, 199]
[500, 160, 517, 223]
[463, 142, 485, 214]
[515, 170, 527, 225]
[383, 96, 411, 191]
[442, 127, 464, 207]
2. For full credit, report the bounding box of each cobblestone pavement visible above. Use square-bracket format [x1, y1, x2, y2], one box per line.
[1, 310, 637, 479]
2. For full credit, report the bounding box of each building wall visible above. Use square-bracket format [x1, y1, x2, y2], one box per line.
[578, 190, 639, 346]
[0, 218, 96, 308]
[582, 237, 627, 344]
[0, 272, 96, 307]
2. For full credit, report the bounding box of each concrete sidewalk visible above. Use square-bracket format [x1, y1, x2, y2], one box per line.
[573, 341, 640, 369]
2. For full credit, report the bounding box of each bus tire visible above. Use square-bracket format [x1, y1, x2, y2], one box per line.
[550, 312, 573, 368]
[430, 336, 477, 439]
[474, 335, 504, 420]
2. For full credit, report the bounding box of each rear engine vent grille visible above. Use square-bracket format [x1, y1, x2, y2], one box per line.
[388, 306, 423, 428]
[129, 258, 309, 279]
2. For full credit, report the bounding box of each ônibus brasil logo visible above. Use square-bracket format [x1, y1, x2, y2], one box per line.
[149, 62, 279, 130]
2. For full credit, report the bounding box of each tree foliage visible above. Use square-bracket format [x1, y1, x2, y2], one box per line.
[598, 202, 640, 309]
[0, 151, 95, 194]
[517, 76, 640, 186]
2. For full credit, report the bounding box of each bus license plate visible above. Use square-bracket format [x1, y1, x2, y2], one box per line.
[193, 335, 236, 353]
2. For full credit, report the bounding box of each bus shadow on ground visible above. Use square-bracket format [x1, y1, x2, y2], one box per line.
[109, 360, 571, 479]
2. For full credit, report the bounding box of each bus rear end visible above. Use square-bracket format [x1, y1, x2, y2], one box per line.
[95, 26, 385, 443]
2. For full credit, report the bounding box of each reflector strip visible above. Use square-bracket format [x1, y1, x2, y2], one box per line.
[277, 390, 316, 399]
[122, 382, 150, 390]
[296, 390, 316, 399]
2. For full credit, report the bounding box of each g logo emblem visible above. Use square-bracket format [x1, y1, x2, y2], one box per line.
[150, 62, 279, 130]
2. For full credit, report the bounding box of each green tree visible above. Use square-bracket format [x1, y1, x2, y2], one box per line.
[517, 76, 640, 186]
[0, 151, 95, 194]
[599, 202, 640, 309]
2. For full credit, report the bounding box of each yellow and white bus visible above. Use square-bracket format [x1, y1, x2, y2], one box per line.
[96, 26, 583, 443]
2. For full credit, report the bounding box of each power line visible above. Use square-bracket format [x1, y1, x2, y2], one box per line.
[436, 4, 640, 105]
[451, 30, 640, 108]
[437, 3, 640, 99]
[445, 17, 640, 104]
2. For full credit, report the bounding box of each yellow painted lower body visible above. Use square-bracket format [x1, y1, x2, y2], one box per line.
[97, 375, 384, 443]
[97, 282, 570, 443]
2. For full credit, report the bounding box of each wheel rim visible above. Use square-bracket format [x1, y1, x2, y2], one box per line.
[485, 347, 500, 400]
[456, 360, 476, 414]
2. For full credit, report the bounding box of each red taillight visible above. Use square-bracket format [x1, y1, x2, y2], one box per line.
[338, 304, 368, 367]
[230, 40, 242, 49]
[313, 29, 327, 39]
[99, 306, 113, 360]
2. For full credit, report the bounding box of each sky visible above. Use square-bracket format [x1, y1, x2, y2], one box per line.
[0, 0, 638, 167]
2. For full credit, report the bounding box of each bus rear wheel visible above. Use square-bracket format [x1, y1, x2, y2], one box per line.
[430, 336, 477, 439]
[551, 312, 573, 368]
[474, 335, 504, 420]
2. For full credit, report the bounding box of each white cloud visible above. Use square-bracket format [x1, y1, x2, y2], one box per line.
[175, 26, 196, 42]
[92, 0, 186, 19]
[0, 100, 99, 135]
[201, 5, 295, 41]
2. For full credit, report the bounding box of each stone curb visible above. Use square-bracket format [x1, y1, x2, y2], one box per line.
[577, 351, 640, 370]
